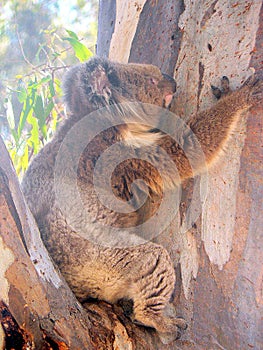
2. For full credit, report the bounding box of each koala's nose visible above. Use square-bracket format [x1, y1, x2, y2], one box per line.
[93, 83, 112, 103]
[158, 73, 177, 93]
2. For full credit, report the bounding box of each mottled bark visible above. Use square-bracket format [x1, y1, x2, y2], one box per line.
[98, 1, 263, 349]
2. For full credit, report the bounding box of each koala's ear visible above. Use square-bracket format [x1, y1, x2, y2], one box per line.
[63, 63, 88, 117]
[63, 57, 111, 117]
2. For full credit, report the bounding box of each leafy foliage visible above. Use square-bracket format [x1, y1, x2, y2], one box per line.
[5, 75, 60, 174]
[0, 1, 97, 177]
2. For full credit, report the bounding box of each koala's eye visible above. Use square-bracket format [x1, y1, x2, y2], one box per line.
[107, 69, 120, 87]
[149, 77, 158, 85]
[85, 85, 92, 95]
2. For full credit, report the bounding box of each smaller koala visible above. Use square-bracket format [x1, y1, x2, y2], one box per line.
[21, 57, 262, 343]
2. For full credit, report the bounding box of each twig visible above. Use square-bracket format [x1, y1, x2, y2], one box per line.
[14, 14, 35, 69]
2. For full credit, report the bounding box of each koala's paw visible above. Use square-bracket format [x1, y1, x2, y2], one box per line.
[132, 301, 188, 344]
[211, 76, 231, 99]
[158, 317, 188, 345]
[157, 304, 188, 344]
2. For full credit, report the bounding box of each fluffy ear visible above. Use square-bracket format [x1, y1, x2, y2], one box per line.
[63, 63, 86, 116]
[63, 57, 119, 118]
[62, 57, 108, 117]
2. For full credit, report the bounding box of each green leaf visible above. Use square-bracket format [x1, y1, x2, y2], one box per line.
[41, 124, 47, 139]
[28, 76, 51, 90]
[50, 108, 58, 132]
[6, 98, 15, 130]
[45, 100, 55, 118]
[52, 52, 61, 58]
[27, 112, 40, 154]
[17, 97, 34, 139]
[35, 44, 47, 62]
[39, 76, 52, 85]
[8, 148, 16, 163]
[11, 129, 19, 144]
[49, 80, 56, 97]
[20, 144, 29, 171]
[34, 95, 45, 121]
[34, 95, 47, 139]
[63, 37, 93, 62]
[16, 138, 27, 157]
[66, 29, 79, 40]
[54, 78, 62, 96]
[17, 88, 27, 103]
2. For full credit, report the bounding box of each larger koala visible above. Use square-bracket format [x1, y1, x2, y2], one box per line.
[21, 57, 262, 342]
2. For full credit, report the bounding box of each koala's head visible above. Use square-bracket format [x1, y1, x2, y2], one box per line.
[63, 57, 176, 119]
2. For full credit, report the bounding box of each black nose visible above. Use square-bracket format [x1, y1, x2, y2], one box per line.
[158, 73, 177, 93]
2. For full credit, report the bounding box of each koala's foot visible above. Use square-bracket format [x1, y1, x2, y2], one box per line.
[211, 76, 231, 99]
[157, 317, 187, 345]
[132, 305, 187, 344]
[157, 304, 187, 344]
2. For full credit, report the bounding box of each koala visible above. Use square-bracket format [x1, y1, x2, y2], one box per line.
[21, 57, 262, 343]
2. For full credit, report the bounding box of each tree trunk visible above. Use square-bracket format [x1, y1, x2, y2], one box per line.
[0, 136, 97, 349]
[97, 1, 263, 349]
[1, 1, 262, 349]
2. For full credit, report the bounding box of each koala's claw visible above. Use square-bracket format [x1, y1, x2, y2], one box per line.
[175, 317, 188, 331]
[211, 84, 222, 99]
[211, 75, 231, 99]
[221, 76, 230, 94]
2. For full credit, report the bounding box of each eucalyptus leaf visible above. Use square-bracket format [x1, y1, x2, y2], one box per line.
[66, 29, 79, 40]
[6, 98, 15, 130]
[17, 88, 27, 103]
[63, 37, 93, 62]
